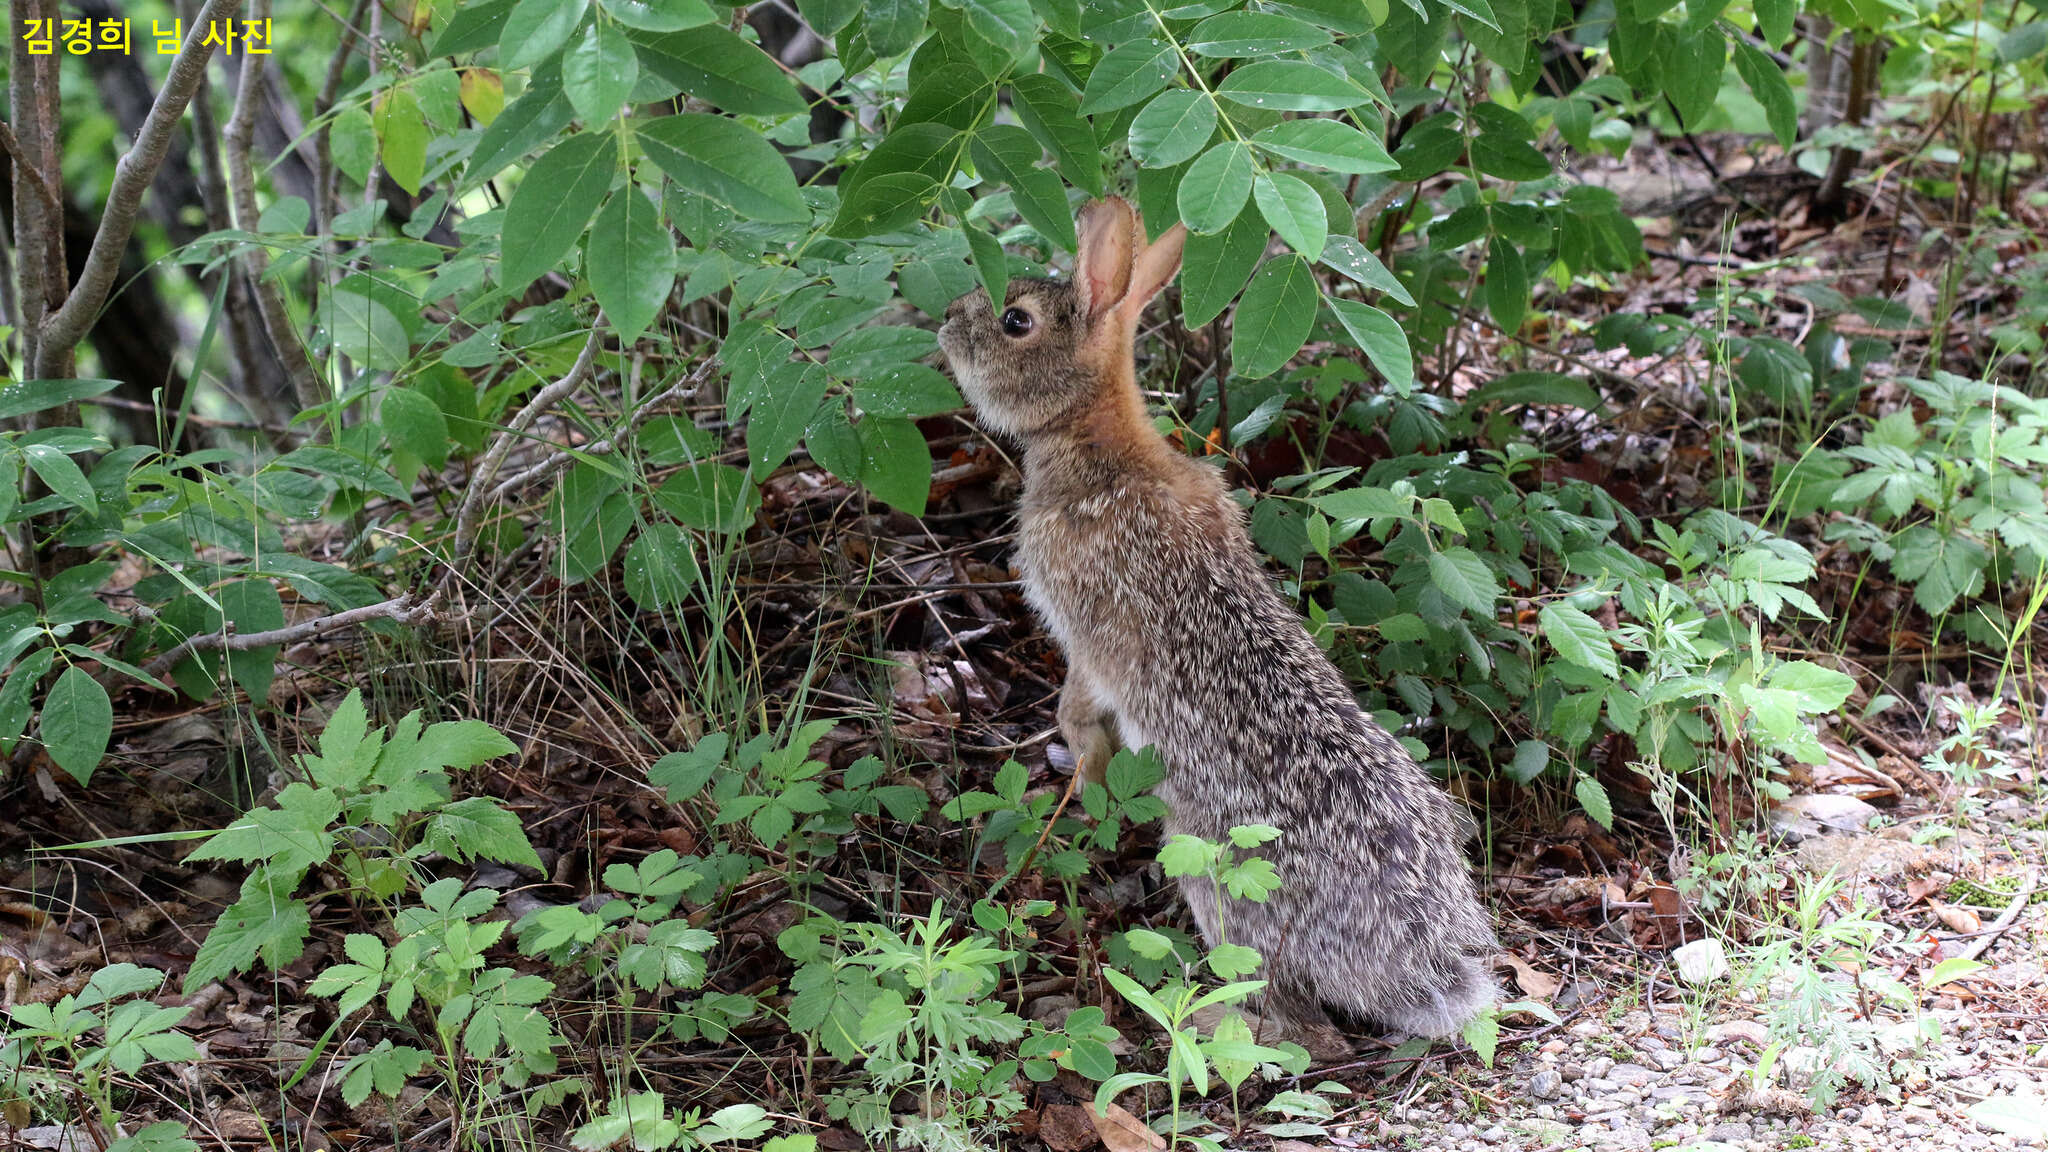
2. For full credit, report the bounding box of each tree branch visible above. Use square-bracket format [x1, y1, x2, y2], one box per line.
[450, 324, 607, 565]
[224, 0, 326, 421]
[143, 591, 441, 679]
[36, 0, 239, 378]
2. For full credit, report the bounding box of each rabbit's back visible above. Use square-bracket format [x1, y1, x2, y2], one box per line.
[1018, 445, 1497, 1035]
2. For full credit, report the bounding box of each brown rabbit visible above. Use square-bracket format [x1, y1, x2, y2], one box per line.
[938, 197, 1498, 1056]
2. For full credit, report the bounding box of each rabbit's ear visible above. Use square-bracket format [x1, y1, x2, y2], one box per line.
[1075, 197, 1138, 322]
[1121, 221, 1187, 323]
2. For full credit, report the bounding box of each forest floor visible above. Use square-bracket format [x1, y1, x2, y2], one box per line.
[7, 137, 2048, 1151]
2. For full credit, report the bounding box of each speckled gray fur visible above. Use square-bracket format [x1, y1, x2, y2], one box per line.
[938, 198, 1497, 1052]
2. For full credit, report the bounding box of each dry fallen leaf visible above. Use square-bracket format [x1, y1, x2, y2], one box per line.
[1933, 902, 1982, 933]
[1085, 1102, 1166, 1152]
[1038, 1103, 1100, 1152]
[1499, 954, 1561, 999]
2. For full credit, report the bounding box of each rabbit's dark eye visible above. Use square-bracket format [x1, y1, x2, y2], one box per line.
[1000, 307, 1034, 337]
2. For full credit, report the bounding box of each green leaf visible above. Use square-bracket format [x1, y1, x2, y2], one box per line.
[1187, 11, 1333, 55]
[1178, 141, 1255, 235]
[1129, 90, 1217, 170]
[748, 362, 830, 476]
[1968, 1095, 2048, 1141]
[1539, 603, 1618, 677]
[1217, 61, 1370, 112]
[1011, 74, 1102, 195]
[1250, 118, 1396, 174]
[502, 0, 590, 69]
[964, 218, 1010, 304]
[372, 89, 428, 196]
[1732, 40, 1796, 147]
[1484, 235, 1527, 334]
[638, 113, 809, 223]
[588, 187, 675, 344]
[381, 388, 449, 471]
[834, 172, 940, 237]
[1754, 0, 1793, 43]
[1078, 40, 1177, 115]
[1326, 297, 1413, 393]
[1767, 660, 1855, 713]
[41, 666, 111, 784]
[1253, 172, 1325, 260]
[1574, 775, 1613, 829]
[1231, 254, 1316, 379]
[564, 20, 639, 123]
[851, 364, 962, 418]
[654, 462, 761, 532]
[1181, 208, 1268, 327]
[466, 80, 574, 183]
[0, 377, 118, 421]
[624, 522, 702, 608]
[628, 26, 808, 116]
[1319, 236, 1414, 305]
[427, 797, 545, 871]
[902, 63, 997, 131]
[863, 0, 930, 56]
[1921, 956, 1988, 990]
[1465, 371, 1603, 411]
[798, 0, 861, 31]
[501, 131, 618, 291]
[432, 0, 517, 54]
[20, 443, 96, 512]
[1428, 546, 1499, 617]
[856, 416, 931, 516]
[1662, 31, 1724, 130]
[601, 0, 714, 30]
[1507, 739, 1550, 783]
[970, 126, 1077, 250]
[959, 0, 1036, 62]
[1996, 23, 2046, 63]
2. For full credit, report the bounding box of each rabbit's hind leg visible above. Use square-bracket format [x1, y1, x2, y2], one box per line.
[1056, 667, 1122, 789]
[1252, 977, 1355, 1062]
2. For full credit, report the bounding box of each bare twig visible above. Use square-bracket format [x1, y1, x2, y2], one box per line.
[34, 0, 239, 379]
[143, 591, 441, 679]
[0, 118, 63, 219]
[224, 0, 325, 420]
[1957, 869, 2040, 963]
[450, 325, 608, 564]
[482, 358, 717, 505]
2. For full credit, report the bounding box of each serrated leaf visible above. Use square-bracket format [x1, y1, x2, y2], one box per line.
[1428, 547, 1499, 617]
[1574, 774, 1613, 829]
[1539, 603, 1618, 677]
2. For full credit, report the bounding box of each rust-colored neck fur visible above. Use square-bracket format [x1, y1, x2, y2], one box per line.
[1021, 321, 1192, 507]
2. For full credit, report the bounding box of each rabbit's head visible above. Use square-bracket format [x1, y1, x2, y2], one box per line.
[939, 197, 1186, 440]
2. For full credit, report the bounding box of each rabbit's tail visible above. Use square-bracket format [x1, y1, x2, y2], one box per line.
[1366, 952, 1499, 1039]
